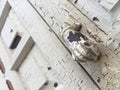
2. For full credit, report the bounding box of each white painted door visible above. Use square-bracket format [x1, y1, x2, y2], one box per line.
[18, 45, 47, 90]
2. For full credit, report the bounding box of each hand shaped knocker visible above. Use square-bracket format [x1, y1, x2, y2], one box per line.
[60, 15, 101, 62]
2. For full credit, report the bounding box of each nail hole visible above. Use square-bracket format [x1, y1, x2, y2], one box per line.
[10, 29, 13, 33]
[97, 77, 100, 83]
[47, 67, 52, 70]
[74, 0, 78, 4]
[93, 17, 99, 22]
[6, 80, 14, 90]
[54, 82, 58, 87]
[81, 80, 83, 83]
[44, 82, 48, 86]
[98, 0, 101, 3]
[61, 27, 63, 29]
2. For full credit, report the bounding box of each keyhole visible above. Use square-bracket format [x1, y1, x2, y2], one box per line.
[10, 35, 21, 49]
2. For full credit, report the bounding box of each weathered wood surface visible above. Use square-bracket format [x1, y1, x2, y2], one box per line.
[69, 0, 112, 33]
[19, 45, 47, 90]
[16, 0, 120, 90]
[0, 0, 11, 32]
[99, 0, 119, 11]
[70, 0, 120, 42]
[8, 0, 99, 90]
[110, 1, 120, 39]
[0, 9, 32, 90]
[0, 71, 9, 90]
[1, 0, 119, 90]
[110, 0, 120, 18]
[0, 37, 26, 90]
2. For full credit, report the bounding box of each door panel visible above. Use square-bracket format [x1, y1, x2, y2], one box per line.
[19, 45, 47, 90]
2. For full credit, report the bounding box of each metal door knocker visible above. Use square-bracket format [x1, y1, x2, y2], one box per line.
[60, 15, 101, 62]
